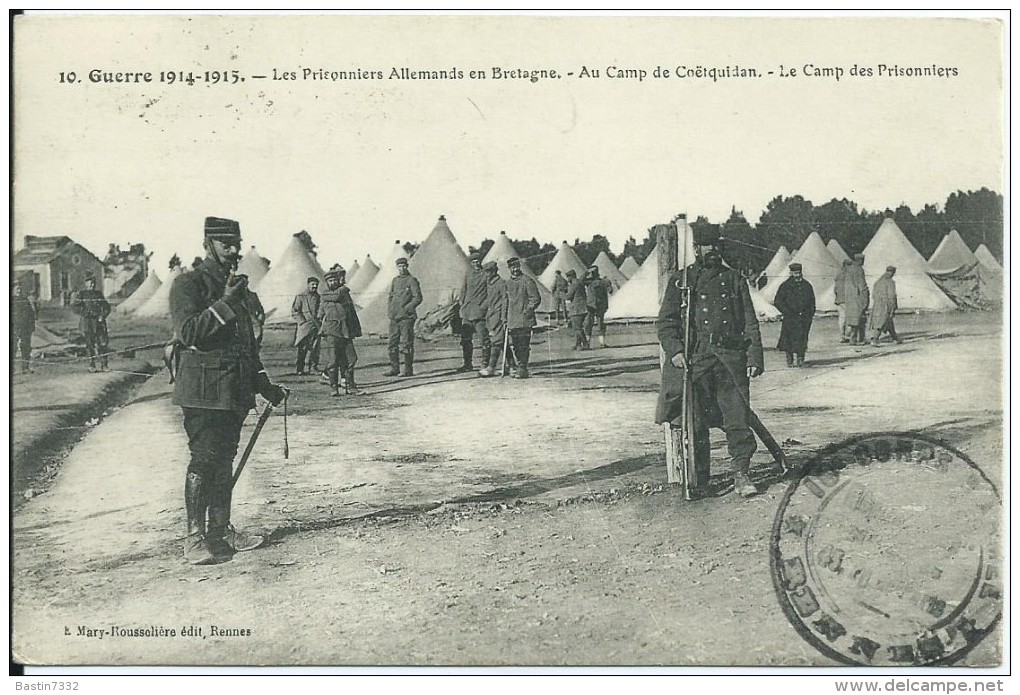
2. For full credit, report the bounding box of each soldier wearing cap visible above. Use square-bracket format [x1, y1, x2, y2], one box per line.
[384, 256, 423, 377]
[843, 252, 870, 345]
[833, 258, 852, 343]
[317, 266, 364, 396]
[869, 265, 902, 346]
[583, 265, 611, 348]
[504, 256, 541, 378]
[11, 281, 37, 374]
[169, 216, 287, 565]
[773, 262, 816, 367]
[655, 223, 764, 498]
[565, 269, 589, 350]
[551, 270, 569, 325]
[456, 252, 490, 373]
[291, 276, 322, 375]
[71, 273, 112, 372]
[478, 260, 509, 377]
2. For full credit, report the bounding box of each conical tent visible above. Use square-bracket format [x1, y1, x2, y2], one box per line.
[356, 241, 410, 316]
[539, 241, 588, 291]
[346, 260, 361, 285]
[862, 218, 956, 310]
[605, 245, 659, 320]
[359, 217, 471, 336]
[926, 231, 998, 308]
[618, 256, 641, 279]
[134, 266, 183, 318]
[237, 246, 271, 289]
[258, 235, 327, 324]
[605, 219, 696, 320]
[763, 232, 839, 312]
[763, 246, 792, 283]
[115, 271, 161, 315]
[826, 239, 851, 265]
[974, 244, 1003, 273]
[593, 251, 628, 291]
[481, 231, 554, 312]
[927, 230, 977, 273]
[348, 255, 380, 297]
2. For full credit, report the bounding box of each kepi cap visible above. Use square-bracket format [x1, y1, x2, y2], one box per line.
[204, 216, 241, 239]
[482, 260, 497, 271]
[396, 257, 409, 267]
[789, 262, 803, 272]
[692, 223, 721, 245]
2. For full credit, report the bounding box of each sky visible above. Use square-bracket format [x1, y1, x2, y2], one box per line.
[12, 12, 1004, 276]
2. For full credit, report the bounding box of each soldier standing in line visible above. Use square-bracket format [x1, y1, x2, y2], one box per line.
[655, 224, 764, 499]
[478, 260, 508, 377]
[833, 258, 851, 343]
[318, 267, 364, 396]
[12, 282, 37, 374]
[384, 257, 423, 377]
[583, 265, 611, 348]
[843, 252, 870, 345]
[551, 269, 569, 325]
[291, 276, 322, 376]
[456, 252, 490, 373]
[170, 216, 287, 565]
[71, 274, 112, 372]
[565, 269, 589, 350]
[504, 256, 541, 379]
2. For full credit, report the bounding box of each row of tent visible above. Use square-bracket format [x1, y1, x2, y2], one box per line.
[115, 215, 1003, 330]
[114, 216, 649, 334]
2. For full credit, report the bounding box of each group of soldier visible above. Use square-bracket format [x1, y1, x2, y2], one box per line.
[11, 273, 112, 375]
[550, 267, 612, 350]
[770, 252, 903, 370]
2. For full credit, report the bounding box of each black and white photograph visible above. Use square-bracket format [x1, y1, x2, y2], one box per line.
[10, 11, 1007, 679]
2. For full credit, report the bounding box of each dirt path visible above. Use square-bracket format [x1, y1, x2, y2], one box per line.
[12, 312, 1002, 666]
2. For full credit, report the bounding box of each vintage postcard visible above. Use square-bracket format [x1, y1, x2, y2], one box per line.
[11, 12, 1005, 675]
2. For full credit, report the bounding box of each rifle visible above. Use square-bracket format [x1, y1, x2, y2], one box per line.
[676, 232, 699, 500]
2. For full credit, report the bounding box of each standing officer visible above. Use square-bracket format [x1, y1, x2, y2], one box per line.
[655, 224, 764, 498]
[384, 257, 423, 377]
[565, 269, 589, 350]
[584, 265, 611, 348]
[456, 252, 490, 373]
[773, 262, 816, 367]
[291, 276, 321, 375]
[71, 274, 111, 372]
[170, 216, 286, 565]
[12, 282, 37, 374]
[478, 260, 508, 377]
[551, 270, 569, 325]
[504, 257, 541, 379]
[317, 266, 364, 396]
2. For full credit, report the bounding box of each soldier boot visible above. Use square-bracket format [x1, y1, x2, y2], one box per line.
[457, 343, 474, 372]
[796, 354, 805, 367]
[184, 473, 225, 565]
[209, 504, 264, 554]
[344, 369, 363, 396]
[384, 351, 400, 377]
[401, 350, 415, 377]
[785, 352, 795, 367]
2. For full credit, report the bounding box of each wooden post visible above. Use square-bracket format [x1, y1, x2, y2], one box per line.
[655, 220, 682, 484]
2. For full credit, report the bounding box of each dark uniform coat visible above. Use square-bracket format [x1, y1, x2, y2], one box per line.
[291, 291, 321, 346]
[585, 278, 610, 313]
[484, 274, 508, 334]
[12, 294, 37, 334]
[505, 274, 541, 330]
[71, 288, 111, 336]
[170, 257, 265, 412]
[566, 278, 588, 316]
[774, 277, 816, 354]
[318, 286, 362, 339]
[655, 263, 764, 426]
[458, 267, 489, 322]
[388, 273, 423, 321]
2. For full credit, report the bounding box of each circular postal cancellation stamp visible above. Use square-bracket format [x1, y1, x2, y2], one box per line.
[769, 432, 1001, 666]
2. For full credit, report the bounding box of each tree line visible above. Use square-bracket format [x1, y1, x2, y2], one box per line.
[461, 188, 1002, 276]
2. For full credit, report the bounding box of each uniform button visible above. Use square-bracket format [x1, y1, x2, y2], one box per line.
[700, 294, 707, 299]
[723, 319, 728, 324]
[721, 293, 727, 298]
[703, 307, 708, 312]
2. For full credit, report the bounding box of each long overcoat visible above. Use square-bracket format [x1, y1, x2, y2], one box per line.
[843, 262, 870, 325]
[291, 291, 321, 346]
[774, 277, 816, 353]
[505, 274, 541, 330]
[868, 274, 898, 331]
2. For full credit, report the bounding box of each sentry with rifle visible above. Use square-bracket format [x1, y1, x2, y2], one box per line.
[655, 220, 786, 500]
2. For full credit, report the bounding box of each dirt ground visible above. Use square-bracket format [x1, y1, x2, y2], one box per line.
[11, 310, 1003, 667]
